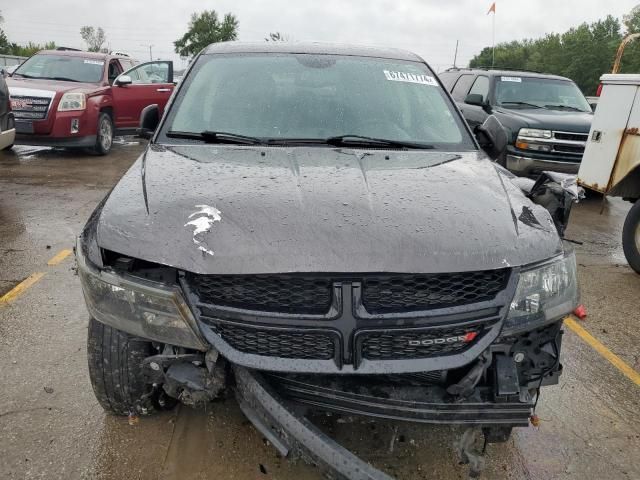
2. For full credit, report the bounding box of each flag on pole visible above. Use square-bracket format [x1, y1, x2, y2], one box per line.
[487, 2, 496, 15]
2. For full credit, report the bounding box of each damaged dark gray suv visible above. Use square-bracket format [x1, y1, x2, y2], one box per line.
[78, 42, 579, 478]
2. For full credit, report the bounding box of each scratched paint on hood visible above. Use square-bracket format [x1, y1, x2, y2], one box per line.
[185, 205, 221, 256]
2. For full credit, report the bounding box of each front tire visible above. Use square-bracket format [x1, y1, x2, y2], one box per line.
[91, 113, 114, 155]
[622, 201, 640, 274]
[87, 317, 156, 415]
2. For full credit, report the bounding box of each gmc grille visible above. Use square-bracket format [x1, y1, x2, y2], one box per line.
[11, 96, 52, 120]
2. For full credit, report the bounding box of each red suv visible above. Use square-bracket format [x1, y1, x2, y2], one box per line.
[7, 49, 174, 154]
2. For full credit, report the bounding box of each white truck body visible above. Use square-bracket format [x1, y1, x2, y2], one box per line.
[578, 74, 640, 199]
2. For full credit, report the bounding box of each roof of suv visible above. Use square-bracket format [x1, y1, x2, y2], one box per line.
[203, 41, 423, 62]
[443, 68, 572, 82]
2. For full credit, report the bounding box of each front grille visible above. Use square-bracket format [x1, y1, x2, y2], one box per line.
[10, 96, 52, 120]
[210, 323, 336, 359]
[362, 270, 508, 314]
[553, 144, 584, 155]
[187, 274, 332, 314]
[553, 131, 588, 142]
[360, 325, 484, 360]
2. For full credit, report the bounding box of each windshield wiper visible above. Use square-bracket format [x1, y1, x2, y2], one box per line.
[166, 130, 266, 145]
[45, 76, 80, 82]
[324, 135, 434, 149]
[544, 104, 585, 112]
[499, 101, 543, 109]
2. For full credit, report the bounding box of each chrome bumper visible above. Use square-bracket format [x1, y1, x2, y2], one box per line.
[506, 155, 580, 177]
[0, 127, 15, 150]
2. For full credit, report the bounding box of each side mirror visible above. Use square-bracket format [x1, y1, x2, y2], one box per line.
[115, 75, 132, 86]
[474, 115, 508, 161]
[137, 104, 159, 139]
[464, 93, 484, 106]
[465, 93, 492, 113]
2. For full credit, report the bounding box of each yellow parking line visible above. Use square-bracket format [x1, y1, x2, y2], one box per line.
[0, 272, 46, 306]
[47, 249, 72, 266]
[565, 317, 640, 387]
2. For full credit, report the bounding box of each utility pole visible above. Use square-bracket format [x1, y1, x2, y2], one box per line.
[140, 44, 154, 61]
[453, 40, 459, 68]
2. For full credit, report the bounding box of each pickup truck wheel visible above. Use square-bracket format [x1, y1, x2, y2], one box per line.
[92, 113, 114, 155]
[622, 201, 640, 274]
[87, 317, 157, 416]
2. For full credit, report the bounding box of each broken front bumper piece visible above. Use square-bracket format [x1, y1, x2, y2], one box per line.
[234, 365, 394, 480]
[234, 363, 537, 480]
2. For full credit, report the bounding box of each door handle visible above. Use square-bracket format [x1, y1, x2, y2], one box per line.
[156, 88, 171, 92]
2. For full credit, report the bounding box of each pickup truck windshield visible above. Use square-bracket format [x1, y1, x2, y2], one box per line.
[495, 76, 591, 112]
[163, 54, 474, 150]
[14, 54, 104, 83]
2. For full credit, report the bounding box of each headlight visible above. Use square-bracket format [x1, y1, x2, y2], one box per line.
[516, 128, 553, 152]
[58, 92, 86, 111]
[76, 237, 206, 350]
[503, 252, 578, 334]
[518, 128, 552, 139]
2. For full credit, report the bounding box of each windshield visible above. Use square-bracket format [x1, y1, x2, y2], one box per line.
[14, 54, 105, 83]
[494, 76, 591, 112]
[161, 54, 474, 150]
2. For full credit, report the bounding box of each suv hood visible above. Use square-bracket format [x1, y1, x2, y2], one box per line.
[494, 107, 592, 132]
[96, 145, 563, 274]
[7, 77, 104, 95]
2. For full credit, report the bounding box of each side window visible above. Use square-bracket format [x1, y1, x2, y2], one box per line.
[468, 76, 490, 103]
[124, 62, 171, 84]
[451, 74, 475, 101]
[107, 60, 122, 85]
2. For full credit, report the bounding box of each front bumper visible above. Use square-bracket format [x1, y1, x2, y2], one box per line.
[15, 133, 96, 148]
[0, 127, 15, 150]
[506, 154, 580, 177]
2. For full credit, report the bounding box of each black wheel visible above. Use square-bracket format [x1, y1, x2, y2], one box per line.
[622, 201, 640, 274]
[91, 113, 114, 155]
[2, 144, 13, 151]
[87, 317, 156, 415]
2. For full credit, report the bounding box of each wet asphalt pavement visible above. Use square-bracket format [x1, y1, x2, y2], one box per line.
[0, 141, 638, 480]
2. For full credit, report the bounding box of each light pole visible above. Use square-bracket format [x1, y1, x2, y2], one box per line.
[140, 44, 154, 61]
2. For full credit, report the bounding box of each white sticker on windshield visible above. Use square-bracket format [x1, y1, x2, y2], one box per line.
[384, 70, 438, 86]
[84, 60, 104, 65]
[501, 76, 522, 83]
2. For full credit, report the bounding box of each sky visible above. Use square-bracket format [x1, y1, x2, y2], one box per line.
[1, 0, 638, 70]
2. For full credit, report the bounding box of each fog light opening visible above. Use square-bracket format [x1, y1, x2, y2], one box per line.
[71, 118, 80, 134]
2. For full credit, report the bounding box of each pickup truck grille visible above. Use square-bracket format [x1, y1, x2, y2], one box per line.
[553, 131, 588, 142]
[550, 130, 588, 157]
[187, 270, 508, 315]
[10, 96, 52, 120]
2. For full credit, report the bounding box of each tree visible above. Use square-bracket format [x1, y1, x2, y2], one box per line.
[468, 13, 625, 95]
[174, 10, 238, 58]
[0, 10, 9, 54]
[623, 5, 640, 33]
[265, 32, 290, 42]
[80, 26, 106, 52]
